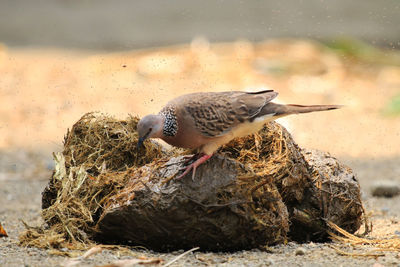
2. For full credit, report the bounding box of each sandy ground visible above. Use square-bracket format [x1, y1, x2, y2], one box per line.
[1, 40, 400, 266]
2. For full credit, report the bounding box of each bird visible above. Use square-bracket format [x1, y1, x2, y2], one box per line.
[137, 90, 340, 179]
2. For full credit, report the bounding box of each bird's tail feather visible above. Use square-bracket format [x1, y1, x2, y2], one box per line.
[259, 103, 342, 118]
[283, 104, 342, 114]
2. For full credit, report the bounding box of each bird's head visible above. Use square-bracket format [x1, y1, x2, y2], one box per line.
[137, 114, 164, 149]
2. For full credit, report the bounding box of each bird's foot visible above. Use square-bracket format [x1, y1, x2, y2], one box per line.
[176, 154, 212, 180]
[179, 153, 201, 165]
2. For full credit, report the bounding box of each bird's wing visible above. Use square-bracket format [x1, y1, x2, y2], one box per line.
[182, 90, 278, 137]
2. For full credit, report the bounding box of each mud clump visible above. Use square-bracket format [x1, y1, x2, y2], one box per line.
[20, 112, 365, 251]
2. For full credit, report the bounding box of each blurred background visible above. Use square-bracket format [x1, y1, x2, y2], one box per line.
[0, 0, 399, 179]
[1, 0, 399, 50]
[1, 3, 400, 262]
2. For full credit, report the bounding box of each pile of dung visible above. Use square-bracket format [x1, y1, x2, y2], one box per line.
[220, 122, 311, 204]
[293, 149, 366, 241]
[220, 125, 366, 242]
[20, 112, 365, 251]
[20, 112, 166, 249]
[96, 154, 290, 251]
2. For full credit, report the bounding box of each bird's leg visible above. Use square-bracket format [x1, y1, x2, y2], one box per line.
[176, 154, 212, 180]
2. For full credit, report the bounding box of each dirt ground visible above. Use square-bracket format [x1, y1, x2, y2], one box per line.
[1, 39, 400, 266]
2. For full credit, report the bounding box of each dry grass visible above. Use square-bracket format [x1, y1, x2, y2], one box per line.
[221, 122, 310, 205]
[20, 112, 166, 249]
[62, 112, 164, 174]
[328, 221, 400, 252]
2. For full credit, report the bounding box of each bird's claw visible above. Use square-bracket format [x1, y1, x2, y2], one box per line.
[176, 164, 196, 180]
[179, 153, 201, 165]
[176, 154, 212, 181]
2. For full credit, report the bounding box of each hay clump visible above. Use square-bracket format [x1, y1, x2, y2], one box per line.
[21, 112, 166, 249]
[220, 122, 311, 204]
[62, 112, 164, 175]
[42, 112, 166, 210]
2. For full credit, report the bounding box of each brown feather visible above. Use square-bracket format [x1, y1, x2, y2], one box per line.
[258, 103, 342, 117]
[166, 90, 278, 137]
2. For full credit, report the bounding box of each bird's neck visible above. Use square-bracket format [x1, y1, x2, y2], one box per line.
[159, 106, 178, 137]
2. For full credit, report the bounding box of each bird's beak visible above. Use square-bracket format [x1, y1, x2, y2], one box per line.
[137, 137, 145, 150]
[137, 130, 151, 151]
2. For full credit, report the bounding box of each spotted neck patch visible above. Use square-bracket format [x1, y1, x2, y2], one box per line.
[160, 106, 178, 137]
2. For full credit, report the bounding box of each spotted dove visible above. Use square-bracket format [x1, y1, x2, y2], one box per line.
[137, 90, 340, 179]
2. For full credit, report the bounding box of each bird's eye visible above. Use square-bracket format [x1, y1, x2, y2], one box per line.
[148, 128, 153, 133]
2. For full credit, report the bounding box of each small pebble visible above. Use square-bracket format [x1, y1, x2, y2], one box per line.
[295, 247, 306, 256]
[371, 180, 400, 198]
